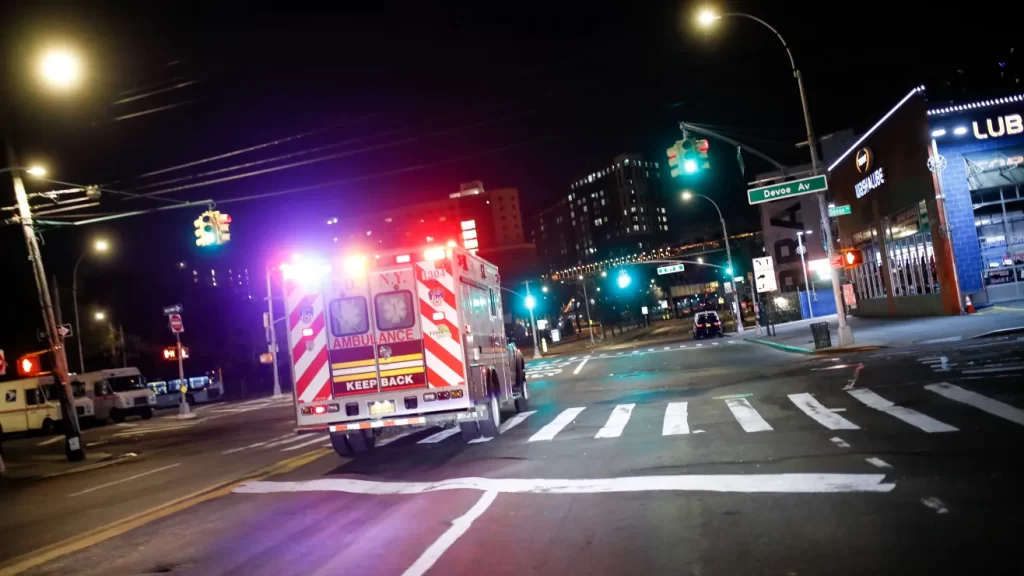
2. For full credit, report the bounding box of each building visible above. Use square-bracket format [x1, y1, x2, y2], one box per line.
[327, 181, 525, 254]
[929, 93, 1024, 304]
[755, 130, 857, 294]
[530, 153, 668, 273]
[829, 86, 960, 316]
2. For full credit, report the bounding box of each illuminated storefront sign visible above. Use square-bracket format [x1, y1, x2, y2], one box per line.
[855, 168, 885, 198]
[973, 114, 1023, 140]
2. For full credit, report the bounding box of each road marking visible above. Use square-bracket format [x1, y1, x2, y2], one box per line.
[221, 433, 295, 454]
[573, 358, 589, 375]
[647, 348, 655, 352]
[925, 383, 1024, 426]
[848, 389, 958, 433]
[377, 428, 420, 447]
[264, 434, 314, 448]
[37, 435, 65, 446]
[662, 402, 689, 435]
[469, 411, 537, 443]
[725, 398, 773, 432]
[616, 352, 624, 355]
[568, 356, 578, 361]
[528, 407, 586, 442]
[418, 427, 462, 444]
[921, 496, 949, 514]
[281, 435, 330, 451]
[69, 463, 181, 497]
[696, 343, 703, 347]
[664, 346, 671, 350]
[111, 423, 196, 437]
[595, 404, 635, 438]
[714, 393, 752, 400]
[921, 336, 962, 344]
[679, 345, 686, 349]
[235, 473, 896, 496]
[865, 457, 891, 468]
[962, 364, 1024, 375]
[402, 490, 499, 576]
[727, 341, 736, 344]
[830, 437, 851, 448]
[788, 393, 860, 430]
[712, 342, 719, 346]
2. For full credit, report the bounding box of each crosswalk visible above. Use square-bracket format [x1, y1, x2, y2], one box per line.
[220, 432, 328, 455]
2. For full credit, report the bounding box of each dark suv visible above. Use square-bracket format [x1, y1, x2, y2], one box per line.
[693, 311, 723, 339]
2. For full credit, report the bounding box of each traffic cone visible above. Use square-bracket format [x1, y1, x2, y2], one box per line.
[965, 294, 976, 314]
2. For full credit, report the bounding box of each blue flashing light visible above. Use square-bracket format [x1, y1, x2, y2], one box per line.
[525, 295, 536, 310]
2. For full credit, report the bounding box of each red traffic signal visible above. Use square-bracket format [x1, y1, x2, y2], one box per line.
[17, 354, 42, 377]
[696, 139, 710, 153]
[842, 249, 864, 268]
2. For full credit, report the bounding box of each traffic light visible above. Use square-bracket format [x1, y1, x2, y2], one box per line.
[214, 211, 232, 243]
[194, 211, 217, 247]
[842, 249, 864, 268]
[696, 139, 711, 170]
[666, 141, 683, 177]
[17, 354, 42, 377]
[680, 138, 698, 174]
[617, 270, 632, 289]
[524, 295, 536, 310]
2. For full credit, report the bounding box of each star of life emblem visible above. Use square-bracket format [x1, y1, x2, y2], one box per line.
[429, 288, 444, 307]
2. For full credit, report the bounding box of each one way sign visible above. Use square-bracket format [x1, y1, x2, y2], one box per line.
[752, 257, 778, 293]
[37, 324, 74, 341]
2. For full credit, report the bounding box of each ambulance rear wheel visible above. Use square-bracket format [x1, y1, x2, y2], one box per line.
[459, 421, 482, 442]
[514, 361, 530, 413]
[331, 430, 375, 457]
[477, 389, 502, 439]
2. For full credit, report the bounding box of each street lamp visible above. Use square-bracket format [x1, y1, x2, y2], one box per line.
[39, 47, 82, 90]
[93, 311, 106, 321]
[796, 231, 816, 318]
[73, 238, 112, 372]
[696, 7, 851, 345]
[681, 190, 742, 333]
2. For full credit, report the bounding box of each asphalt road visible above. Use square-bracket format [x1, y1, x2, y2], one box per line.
[3, 333, 1024, 575]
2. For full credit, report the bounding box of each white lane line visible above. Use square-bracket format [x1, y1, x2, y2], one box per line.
[568, 356, 579, 361]
[418, 427, 462, 444]
[37, 435, 65, 446]
[235, 473, 896, 496]
[616, 352, 624, 355]
[830, 437, 851, 448]
[848, 389, 958, 433]
[281, 435, 330, 451]
[595, 404, 635, 439]
[921, 336, 962, 344]
[664, 346, 671, 350]
[725, 398, 773, 432]
[469, 411, 538, 443]
[679, 345, 686, 349]
[573, 358, 589, 375]
[528, 407, 586, 442]
[662, 402, 689, 435]
[112, 424, 196, 437]
[727, 340, 736, 344]
[921, 497, 949, 514]
[69, 463, 181, 497]
[788, 393, 860, 430]
[377, 428, 420, 447]
[401, 491, 499, 576]
[925, 383, 1024, 426]
[865, 457, 891, 468]
[712, 342, 720, 346]
[647, 348, 655, 352]
[962, 365, 1024, 375]
[221, 433, 294, 454]
[264, 434, 314, 448]
[696, 343, 703, 348]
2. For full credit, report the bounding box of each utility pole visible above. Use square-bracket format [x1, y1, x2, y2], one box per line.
[579, 277, 595, 345]
[523, 280, 541, 359]
[266, 265, 282, 397]
[72, 273, 84, 373]
[796, 232, 814, 319]
[7, 143, 84, 461]
[119, 324, 127, 367]
[176, 331, 192, 418]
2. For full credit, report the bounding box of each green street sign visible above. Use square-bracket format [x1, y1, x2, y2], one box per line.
[747, 174, 828, 205]
[828, 204, 852, 217]
[656, 264, 685, 275]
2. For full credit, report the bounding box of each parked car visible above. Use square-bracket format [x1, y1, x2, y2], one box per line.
[693, 311, 723, 339]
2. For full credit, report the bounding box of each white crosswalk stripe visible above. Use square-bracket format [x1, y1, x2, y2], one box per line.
[281, 435, 329, 451]
[264, 435, 313, 449]
[469, 411, 537, 443]
[595, 404, 635, 438]
[221, 433, 294, 455]
[529, 407, 586, 442]
[662, 402, 689, 435]
[848, 389, 958, 433]
[925, 383, 1024, 426]
[725, 398, 773, 432]
[788, 393, 860, 430]
[418, 428, 462, 444]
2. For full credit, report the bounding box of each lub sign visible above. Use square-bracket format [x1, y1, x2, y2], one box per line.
[747, 175, 828, 205]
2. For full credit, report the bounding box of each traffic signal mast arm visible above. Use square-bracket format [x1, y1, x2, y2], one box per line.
[678, 122, 791, 175]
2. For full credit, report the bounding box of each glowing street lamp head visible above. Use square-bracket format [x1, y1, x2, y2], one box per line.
[697, 257, 704, 264]
[698, 9, 720, 27]
[525, 295, 536, 310]
[39, 48, 81, 90]
[94, 311, 106, 321]
[26, 166, 47, 176]
[94, 239, 109, 253]
[681, 190, 693, 201]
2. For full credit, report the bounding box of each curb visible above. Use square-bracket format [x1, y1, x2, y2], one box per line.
[748, 338, 814, 355]
[748, 339, 885, 356]
[970, 326, 1024, 339]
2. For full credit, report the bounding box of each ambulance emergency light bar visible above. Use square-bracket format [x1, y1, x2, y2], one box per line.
[279, 253, 331, 285]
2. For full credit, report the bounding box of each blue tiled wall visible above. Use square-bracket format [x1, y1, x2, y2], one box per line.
[936, 134, 1024, 294]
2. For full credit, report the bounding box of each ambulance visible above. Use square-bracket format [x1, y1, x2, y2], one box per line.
[282, 244, 528, 457]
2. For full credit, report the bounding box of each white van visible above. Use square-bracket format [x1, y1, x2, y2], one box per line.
[40, 376, 96, 424]
[76, 367, 156, 423]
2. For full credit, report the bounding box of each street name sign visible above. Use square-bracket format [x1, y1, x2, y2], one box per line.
[828, 204, 852, 217]
[163, 304, 183, 315]
[747, 175, 828, 205]
[656, 263, 685, 275]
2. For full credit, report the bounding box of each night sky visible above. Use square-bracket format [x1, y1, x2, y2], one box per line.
[1, 1, 1020, 361]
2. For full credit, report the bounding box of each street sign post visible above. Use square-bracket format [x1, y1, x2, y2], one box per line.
[163, 304, 183, 315]
[747, 175, 828, 205]
[38, 324, 73, 341]
[656, 263, 686, 275]
[828, 204, 852, 217]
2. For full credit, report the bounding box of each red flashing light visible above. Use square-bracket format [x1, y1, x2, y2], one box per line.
[313, 405, 327, 415]
[696, 139, 710, 153]
[17, 355, 41, 377]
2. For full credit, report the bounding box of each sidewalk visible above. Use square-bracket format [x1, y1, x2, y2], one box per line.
[738, 303, 1024, 354]
[533, 321, 687, 358]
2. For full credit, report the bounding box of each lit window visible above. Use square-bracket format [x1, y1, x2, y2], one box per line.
[464, 238, 479, 250]
[463, 229, 477, 240]
[461, 220, 477, 231]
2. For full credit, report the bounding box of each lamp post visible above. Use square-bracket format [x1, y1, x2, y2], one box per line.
[796, 231, 814, 319]
[521, 282, 542, 359]
[578, 275, 595, 345]
[72, 238, 110, 373]
[697, 9, 851, 345]
[682, 191, 743, 333]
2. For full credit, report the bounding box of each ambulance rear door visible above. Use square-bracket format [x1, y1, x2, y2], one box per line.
[368, 264, 428, 406]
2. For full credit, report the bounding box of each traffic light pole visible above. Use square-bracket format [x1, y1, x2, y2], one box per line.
[176, 331, 192, 419]
[523, 281, 541, 359]
[266, 265, 283, 398]
[7, 143, 84, 461]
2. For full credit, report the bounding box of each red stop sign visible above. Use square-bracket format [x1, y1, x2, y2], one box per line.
[169, 314, 184, 333]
